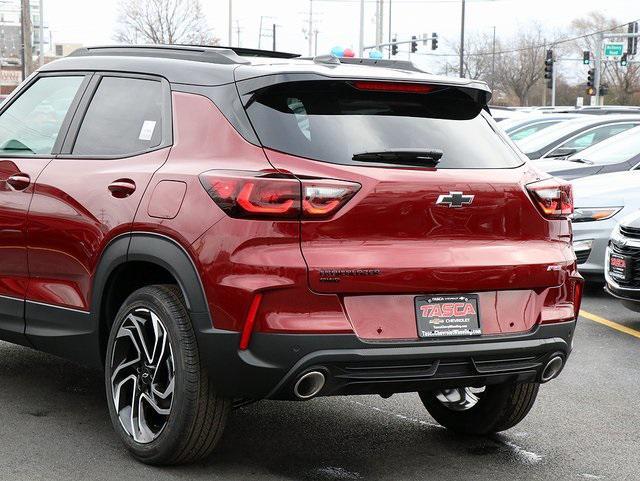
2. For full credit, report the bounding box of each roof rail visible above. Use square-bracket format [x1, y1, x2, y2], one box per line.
[70, 44, 301, 65]
[69, 45, 250, 65]
[210, 46, 301, 59]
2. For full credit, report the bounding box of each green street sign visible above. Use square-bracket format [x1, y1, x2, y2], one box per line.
[604, 42, 625, 58]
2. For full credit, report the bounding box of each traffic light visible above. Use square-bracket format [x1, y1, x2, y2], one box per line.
[587, 68, 595, 88]
[586, 86, 596, 97]
[582, 51, 590, 65]
[411, 36, 418, 53]
[431, 32, 438, 51]
[544, 49, 553, 88]
[391, 36, 398, 56]
[600, 84, 609, 96]
[628, 22, 638, 56]
[621, 53, 628, 67]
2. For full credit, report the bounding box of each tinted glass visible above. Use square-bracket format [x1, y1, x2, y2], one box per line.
[516, 118, 596, 153]
[572, 126, 640, 165]
[551, 123, 637, 155]
[509, 121, 559, 141]
[73, 77, 163, 156]
[0, 75, 84, 155]
[246, 81, 523, 169]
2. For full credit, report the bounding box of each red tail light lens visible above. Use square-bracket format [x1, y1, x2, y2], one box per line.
[526, 179, 573, 218]
[352, 81, 437, 94]
[200, 170, 360, 220]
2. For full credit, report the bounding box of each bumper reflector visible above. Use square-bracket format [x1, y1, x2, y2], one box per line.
[239, 293, 263, 350]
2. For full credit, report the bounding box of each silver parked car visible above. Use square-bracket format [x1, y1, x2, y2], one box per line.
[571, 170, 640, 280]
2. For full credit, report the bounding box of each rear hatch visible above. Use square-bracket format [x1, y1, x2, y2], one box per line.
[239, 75, 573, 336]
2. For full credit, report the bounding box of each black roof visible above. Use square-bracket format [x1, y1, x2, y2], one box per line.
[40, 44, 491, 93]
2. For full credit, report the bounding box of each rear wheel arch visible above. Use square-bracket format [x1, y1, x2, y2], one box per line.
[93, 232, 211, 365]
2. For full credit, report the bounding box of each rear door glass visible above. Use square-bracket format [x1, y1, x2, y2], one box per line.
[245, 81, 523, 169]
[73, 76, 163, 156]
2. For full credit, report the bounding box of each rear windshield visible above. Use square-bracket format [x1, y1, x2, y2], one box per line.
[245, 81, 524, 169]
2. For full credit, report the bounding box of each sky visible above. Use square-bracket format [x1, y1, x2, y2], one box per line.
[45, 0, 640, 75]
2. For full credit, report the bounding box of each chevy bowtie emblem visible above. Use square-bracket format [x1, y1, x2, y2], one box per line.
[436, 191, 475, 208]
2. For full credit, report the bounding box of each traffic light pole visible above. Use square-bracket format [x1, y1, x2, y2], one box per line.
[551, 61, 556, 107]
[364, 35, 438, 53]
[594, 32, 603, 106]
[595, 30, 640, 105]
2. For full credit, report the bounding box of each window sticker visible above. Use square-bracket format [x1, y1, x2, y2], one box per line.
[138, 120, 157, 141]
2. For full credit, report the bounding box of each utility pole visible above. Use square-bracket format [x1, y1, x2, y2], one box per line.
[228, 0, 233, 46]
[235, 20, 241, 47]
[594, 32, 603, 106]
[375, 0, 384, 49]
[491, 26, 496, 90]
[273, 24, 277, 51]
[459, 0, 465, 78]
[38, 0, 44, 66]
[20, 0, 33, 80]
[314, 29, 319, 56]
[387, 0, 392, 58]
[308, 0, 313, 57]
[358, 0, 365, 57]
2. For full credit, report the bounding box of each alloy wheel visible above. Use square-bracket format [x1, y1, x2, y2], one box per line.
[110, 307, 175, 444]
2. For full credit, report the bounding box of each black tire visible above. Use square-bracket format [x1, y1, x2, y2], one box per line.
[105, 284, 231, 465]
[419, 382, 539, 435]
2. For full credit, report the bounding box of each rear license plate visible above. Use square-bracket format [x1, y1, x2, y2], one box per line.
[415, 294, 481, 338]
[609, 253, 630, 281]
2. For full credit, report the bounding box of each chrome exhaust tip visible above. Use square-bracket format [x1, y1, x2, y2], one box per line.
[293, 371, 326, 400]
[540, 355, 564, 383]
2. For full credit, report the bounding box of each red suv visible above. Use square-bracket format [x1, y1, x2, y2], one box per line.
[0, 46, 582, 465]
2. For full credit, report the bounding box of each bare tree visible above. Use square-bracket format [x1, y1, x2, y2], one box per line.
[494, 25, 549, 106]
[445, 33, 498, 81]
[114, 0, 217, 45]
[571, 12, 640, 104]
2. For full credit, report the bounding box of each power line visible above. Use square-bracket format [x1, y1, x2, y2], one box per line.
[416, 18, 640, 58]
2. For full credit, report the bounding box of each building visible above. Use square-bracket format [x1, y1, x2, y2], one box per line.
[0, 0, 50, 63]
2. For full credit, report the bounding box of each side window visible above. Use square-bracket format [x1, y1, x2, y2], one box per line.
[72, 76, 164, 156]
[0, 75, 84, 156]
[564, 124, 635, 150]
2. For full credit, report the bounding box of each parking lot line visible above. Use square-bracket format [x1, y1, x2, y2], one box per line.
[580, 310, 640, 340]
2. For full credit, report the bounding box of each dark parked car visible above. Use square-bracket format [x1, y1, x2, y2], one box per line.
[0, 45, 583, 465]
[535, 124, 640, 180]
[515, 115, 640, 160]
[605, 210, 640, 311]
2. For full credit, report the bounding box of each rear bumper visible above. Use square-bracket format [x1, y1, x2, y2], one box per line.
[197, 319, 576, 400]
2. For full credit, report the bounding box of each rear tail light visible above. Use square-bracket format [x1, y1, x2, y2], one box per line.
[200, 170, 360, 220]
[526, 179, 573, 219]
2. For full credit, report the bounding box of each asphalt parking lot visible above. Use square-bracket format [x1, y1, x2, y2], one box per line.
[0, 282, 638, 481]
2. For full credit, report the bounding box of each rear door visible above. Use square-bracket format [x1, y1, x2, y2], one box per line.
[243, 79, 570, 294]
[25, 73, 172, 352]
[0, 73, 89, 343]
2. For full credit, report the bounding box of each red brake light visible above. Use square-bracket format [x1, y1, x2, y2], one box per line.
[526, 179, 573, 218]
[200, 170, 360, 220]
[352, 81, 436, 94]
